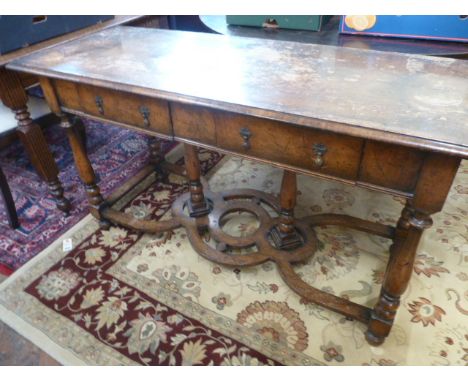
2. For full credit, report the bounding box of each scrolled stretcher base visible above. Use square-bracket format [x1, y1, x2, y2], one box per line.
[100, 177, 397, 345]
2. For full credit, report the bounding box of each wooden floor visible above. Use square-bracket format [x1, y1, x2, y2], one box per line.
[0, 274, 60, 365]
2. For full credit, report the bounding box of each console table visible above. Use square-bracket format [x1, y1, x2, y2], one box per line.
[9, 27, 468, 346]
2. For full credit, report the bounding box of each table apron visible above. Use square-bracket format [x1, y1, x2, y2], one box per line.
[47, 78, 461, 201]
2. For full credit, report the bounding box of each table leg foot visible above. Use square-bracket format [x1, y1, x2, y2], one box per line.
[187, 195, 212, 217]
[98, 218, 112, 230]
[47, 179, 71, 213]
[269, 224, 303, 250]
[365, 291, 400, 345]
[365, 330, 386, 346]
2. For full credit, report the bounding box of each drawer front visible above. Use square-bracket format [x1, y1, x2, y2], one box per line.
[171, 103, 216, 145]
[359, 141, 426, 193]
[53, 79, 172, 137]
[216, 111, 363, 180]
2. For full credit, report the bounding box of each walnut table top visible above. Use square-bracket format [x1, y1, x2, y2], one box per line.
[8, 26, 468, 158]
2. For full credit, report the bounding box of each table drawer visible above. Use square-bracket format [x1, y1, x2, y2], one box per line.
[171, 103, 217, 145]
[359, 141, 426, 193]
[53, 79, 172, 136]
[218, 110, 364, 180]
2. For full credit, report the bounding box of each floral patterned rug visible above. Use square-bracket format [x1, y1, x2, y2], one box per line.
[0, 119, 176, 275]
[0, 145, 466, 365]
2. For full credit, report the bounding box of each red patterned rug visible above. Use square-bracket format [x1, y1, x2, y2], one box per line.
[0, 119, 178, 275]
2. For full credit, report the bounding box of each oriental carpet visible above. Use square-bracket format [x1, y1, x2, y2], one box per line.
[0, 145, 466, 365]
[0, 119, 177, 275]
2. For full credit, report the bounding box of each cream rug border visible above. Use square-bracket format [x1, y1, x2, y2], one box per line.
[0, 215, 102, 365]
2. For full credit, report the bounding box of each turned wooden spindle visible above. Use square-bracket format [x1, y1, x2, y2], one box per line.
[0, 68, 71, 213]
[183, 143, 210, 217]
[149, 138, 169, 180]
[270, 170, 303, 250]
[366, 205, 432, 345]
[39, 76, 108, 226]
[366, 153, 461, 345]
[61, 115, 105, 212]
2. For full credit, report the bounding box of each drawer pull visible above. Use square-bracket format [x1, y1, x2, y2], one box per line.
[240, 127, 252, 150]
[312, 143, 327, 168]
[139, 106, 150, 127]
[95, 95, 104, 115]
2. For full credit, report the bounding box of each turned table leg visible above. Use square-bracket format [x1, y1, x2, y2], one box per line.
[61, 114, 108, 228]
[366, 153, 461, 345]
[149, 138, 168, 180]
[0, 68, 70, 213]
[366, 203, 431, 345]
[183, 143, 210, 217]
[73, 117, 87, 153]
[38, 77, 111, 226]
[270, 170, 303, 250]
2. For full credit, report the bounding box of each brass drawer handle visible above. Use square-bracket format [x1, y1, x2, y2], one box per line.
[240, 127, 252, 150]
[139, 106, 150, 127]
[95, 95, 104, 115]
[312, 143, 327, 168]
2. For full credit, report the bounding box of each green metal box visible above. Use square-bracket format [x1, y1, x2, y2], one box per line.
[226, 15, 332, 31]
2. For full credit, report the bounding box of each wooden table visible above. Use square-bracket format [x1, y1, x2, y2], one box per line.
[8, 27, 468, 346]
[0, 16, 168, 213]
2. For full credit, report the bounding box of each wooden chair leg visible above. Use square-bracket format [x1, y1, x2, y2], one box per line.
[0, 68, 70, 214]
[0, 166, 19, 229]
[15, 115, 71, 213]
